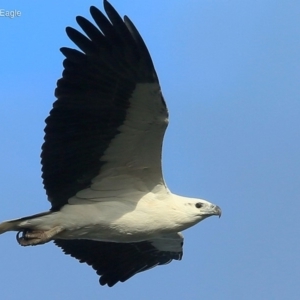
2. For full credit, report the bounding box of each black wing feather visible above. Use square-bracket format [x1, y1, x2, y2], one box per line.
[55, 239, 182, 287]
[41, 0, 158, 210]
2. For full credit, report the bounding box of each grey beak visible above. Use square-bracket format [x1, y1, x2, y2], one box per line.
[214, 205, 222, 218]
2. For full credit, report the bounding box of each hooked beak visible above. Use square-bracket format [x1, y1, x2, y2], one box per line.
[214, 205, 222, 218]
[200, 203, 222, 219]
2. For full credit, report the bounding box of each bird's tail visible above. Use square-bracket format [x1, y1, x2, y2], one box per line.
[0, 211, 51, 234]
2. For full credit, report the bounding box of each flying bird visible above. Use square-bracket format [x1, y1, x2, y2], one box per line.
[0, 0, 221, 287]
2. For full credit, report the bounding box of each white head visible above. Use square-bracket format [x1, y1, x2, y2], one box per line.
[173, 195, 221, 230]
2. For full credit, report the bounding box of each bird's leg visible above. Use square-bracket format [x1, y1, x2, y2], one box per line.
[16, 226, 64, 246]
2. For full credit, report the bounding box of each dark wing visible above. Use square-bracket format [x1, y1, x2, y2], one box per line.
[54, 234, 183, 287]
[41, 0, 168, 211]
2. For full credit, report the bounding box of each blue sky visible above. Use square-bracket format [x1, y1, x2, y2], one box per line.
[1, 0, 300, 299]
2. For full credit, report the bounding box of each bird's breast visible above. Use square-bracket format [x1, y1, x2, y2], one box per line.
[56, 197, 191, 242]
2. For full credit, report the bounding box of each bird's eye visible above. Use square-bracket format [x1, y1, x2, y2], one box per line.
[195, 202, 203, 208]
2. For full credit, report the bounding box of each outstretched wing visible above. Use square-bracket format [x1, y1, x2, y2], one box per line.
[55, 233, 183, 287]
[41, 0, 168, 211]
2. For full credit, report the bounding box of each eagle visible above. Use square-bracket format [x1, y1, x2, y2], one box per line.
[0, 0, 221, 287]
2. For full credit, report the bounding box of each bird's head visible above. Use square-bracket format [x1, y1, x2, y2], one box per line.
[180, 197, 221, 225]
[194, 199, 221, 219]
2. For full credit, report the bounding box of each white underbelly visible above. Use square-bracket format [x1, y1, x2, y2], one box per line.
[20, 194, 197, 243]
[56, 201, 183, 242]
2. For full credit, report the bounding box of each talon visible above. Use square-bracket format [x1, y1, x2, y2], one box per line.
[15, 226, 64, 246]
[16, 230, 28, 245]
[16, 229, 41, 246]
[16, 231, 22, 244]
